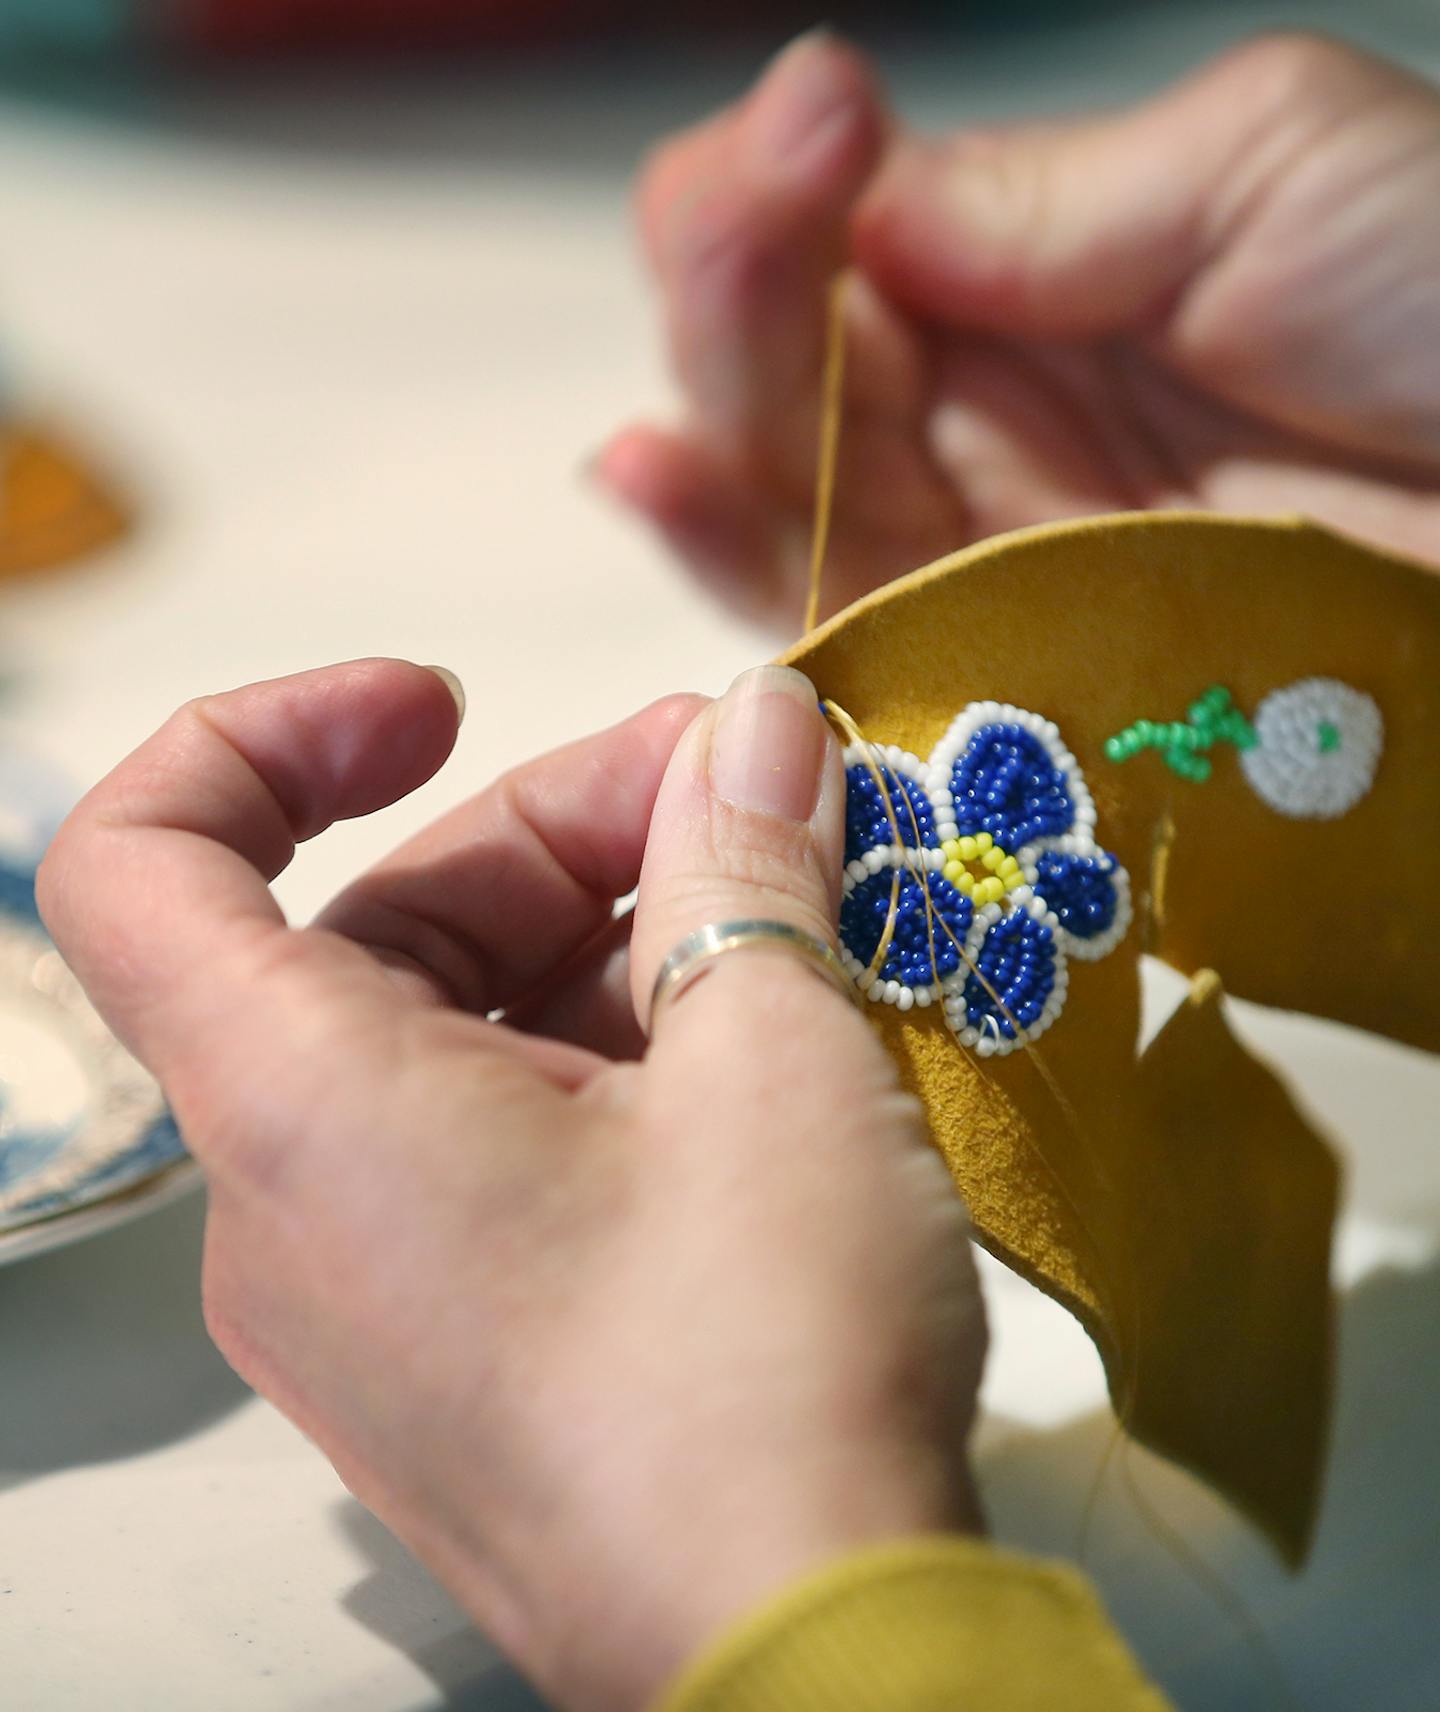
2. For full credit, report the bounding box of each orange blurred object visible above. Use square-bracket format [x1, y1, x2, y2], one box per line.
[0, 425, 130, 581]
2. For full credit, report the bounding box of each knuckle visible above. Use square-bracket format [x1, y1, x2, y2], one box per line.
[162, 694, 227, 765]
[998, 137, 1057, 257]
[711, 951, 871, 1072]
[1004, 147, 1062, 323]
[176, 690, 217, 723]
[322, 891, 485, 1013]
[166, 1071, 295, 1204]
[701, 222, 798, 323]
[936, 129, 1060, 322]
[880, 1085, 933, 1144]
[163, 930, 376, 1196]
[636, 131, 713, 267]
[636, 133, 682, 215]
[712, 799, 839, 900]
[224, 921, 340, 1010]
[648, 691, 710, 743]
[658, 854, 837, 950]
[199, 1274, 243, 1370]
[198, 1231, 260, 1380]
[1223, 30, 1376, 107]
[656, 172, 792, 315]
[199, 1234, 295, 1406]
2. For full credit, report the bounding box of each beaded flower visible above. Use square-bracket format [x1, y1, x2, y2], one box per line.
[838, 701, 1131, 1057]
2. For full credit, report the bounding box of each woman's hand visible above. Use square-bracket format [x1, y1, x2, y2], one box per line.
[37, 658, 986, 1712]
[600, 30, 1440, 627]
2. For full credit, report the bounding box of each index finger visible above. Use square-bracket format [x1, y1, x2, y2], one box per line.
[37, 658, 463, 1088]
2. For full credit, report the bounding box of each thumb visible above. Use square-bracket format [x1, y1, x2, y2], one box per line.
[630, 665, 850, 1037]
[852, 32, 1405, 340]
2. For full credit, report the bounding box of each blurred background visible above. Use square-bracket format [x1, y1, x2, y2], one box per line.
[2, 0, 1440, 831]
[1, 3, 1437, 1709]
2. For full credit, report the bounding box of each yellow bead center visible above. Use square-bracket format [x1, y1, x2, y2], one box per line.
[940, 832, 1025, 906]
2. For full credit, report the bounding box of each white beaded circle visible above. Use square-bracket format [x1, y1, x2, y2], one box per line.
[1240, 677, 1383, 820]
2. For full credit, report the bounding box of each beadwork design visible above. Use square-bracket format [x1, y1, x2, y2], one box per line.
[945, 892, 1067, 1052]
[1030, 841, 1132, 961]
[927, 702, 1095, 849]
[1241, 679, 1383, 819]
[1104, 686, 1255, 783]
[839, 867, 973, 1001]
[839, 706, 1129, 1057]
[1105, 678, 1383, 819]
[843, 746, 934, 863]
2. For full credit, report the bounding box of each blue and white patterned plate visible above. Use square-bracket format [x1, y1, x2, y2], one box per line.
[0, 756, 196, 1266]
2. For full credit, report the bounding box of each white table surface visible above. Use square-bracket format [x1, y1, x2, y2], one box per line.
[2, 10, 1437, 1708]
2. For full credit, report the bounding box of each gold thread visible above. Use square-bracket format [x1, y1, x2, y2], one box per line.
[801, 273, 850, 637]
[797, 294, 1282, 1673]
[821, 698, 906, 985]
[824, 698, 1100, 1181]
[1148, 811, 1177, 943]
[1118, 1446, 1302, 1712]
[823, 700, 1115, 1207]
[1075, 1415, 1127, 1565]
[823, 696, 1141, 1508]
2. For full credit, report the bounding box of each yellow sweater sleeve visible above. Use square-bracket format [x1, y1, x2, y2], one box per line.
[654, 1537, 1173, 1712]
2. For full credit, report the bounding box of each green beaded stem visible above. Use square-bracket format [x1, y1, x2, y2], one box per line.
[1103, 685, 1257, 782]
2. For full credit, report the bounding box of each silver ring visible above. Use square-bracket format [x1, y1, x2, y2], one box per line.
[649, 919, 856, 1030]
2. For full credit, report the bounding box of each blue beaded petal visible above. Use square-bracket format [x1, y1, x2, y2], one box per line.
[949, 724, 1074, 850]
[1032, 850, 1120, 941]
[961, 909, 1059, 1039]
[839, 868, 973, 989]
[843, 763, 938, 866]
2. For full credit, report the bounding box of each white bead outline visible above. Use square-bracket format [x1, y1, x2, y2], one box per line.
[841, 741, 937, 862]
[1016, 833, 1133, 963]
[835, 703, 1125, 1049]
[1239, 677, 1383, 821]
[839, 846, 971, 1007]
[924, 700, 1096, 846]
[941, 889, 1070, 1058]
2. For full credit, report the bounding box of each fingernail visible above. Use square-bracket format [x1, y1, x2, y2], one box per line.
[423, 664, 466, 724]
[709, 665, 825, 821]
[750, 30, 860, 174]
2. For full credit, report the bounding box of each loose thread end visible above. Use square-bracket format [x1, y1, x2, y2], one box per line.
[801, 272, 851, 637]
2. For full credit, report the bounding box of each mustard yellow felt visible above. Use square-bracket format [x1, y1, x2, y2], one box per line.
[780, 511, 1438, 1563]
[1122, 971, 1338, 1558]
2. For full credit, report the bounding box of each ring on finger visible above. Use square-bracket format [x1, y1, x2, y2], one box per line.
[648, 918, 856, 1032]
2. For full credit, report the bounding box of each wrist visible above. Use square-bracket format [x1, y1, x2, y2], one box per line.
[545, 1445, 982, 1712]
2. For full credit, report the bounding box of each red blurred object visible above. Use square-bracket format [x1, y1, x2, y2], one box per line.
[172, 0, 604, 54]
